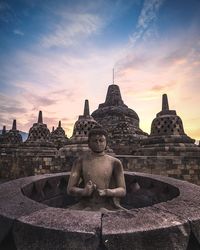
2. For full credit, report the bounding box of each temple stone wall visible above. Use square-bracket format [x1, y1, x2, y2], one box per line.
[118, 155, 200, 185]
[0, 152, 16, 179]
[1, 150, 200, 186]
[0, 150, 61, 179]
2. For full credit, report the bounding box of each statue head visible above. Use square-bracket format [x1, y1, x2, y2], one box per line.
[88, 126, 108, 153]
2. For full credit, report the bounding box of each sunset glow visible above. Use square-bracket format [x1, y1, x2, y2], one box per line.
[0, 0, 200, 139]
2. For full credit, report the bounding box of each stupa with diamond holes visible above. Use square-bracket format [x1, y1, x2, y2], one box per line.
[68, 99, 99, 144]
[59, 100, 103, 169]
[50, 121, 68, 149]
[18, 111, 57, 176]
[0, 120, 22, 146]
[137, 94, 199, 156]
[25, 111, 53, 147]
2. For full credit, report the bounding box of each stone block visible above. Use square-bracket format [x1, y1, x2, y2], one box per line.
[0, 176, 48, 243]
[102, 208, 190, 250]
[13, 208, 101, 250]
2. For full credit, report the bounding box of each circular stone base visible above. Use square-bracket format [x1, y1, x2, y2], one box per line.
[1, 172, 200, 249]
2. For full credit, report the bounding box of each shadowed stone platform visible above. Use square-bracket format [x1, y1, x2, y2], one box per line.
[1, 172, 200, 249]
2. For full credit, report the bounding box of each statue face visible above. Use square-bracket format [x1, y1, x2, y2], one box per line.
[88, 134, 106, 153]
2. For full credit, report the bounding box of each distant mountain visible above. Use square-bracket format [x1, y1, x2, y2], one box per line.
[19, 131, 29, 141]
[0, 130, 28, 142]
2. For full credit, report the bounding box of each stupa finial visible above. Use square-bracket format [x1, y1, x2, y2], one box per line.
[2, 125, 6, 135]
[12, 119, 17, 130]
[83, 99, 90, 116]
[162, 94, 169, 111]
[38, 111, 43, 123]
[113, 68, 115, 84]
[58, 121, 61, 127]
[52, 126, 54, 132]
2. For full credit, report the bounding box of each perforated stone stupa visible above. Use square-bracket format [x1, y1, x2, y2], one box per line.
[139, 94, 199, 155]
[92, 84, 148, 154]
[69, 99, 99, 144]
[16, 111, 58, 176]
[59, 100, 99, 165]
[0, 120, 22, 146]
[50, 121, 68, 149]
[25, 111, 53, 147]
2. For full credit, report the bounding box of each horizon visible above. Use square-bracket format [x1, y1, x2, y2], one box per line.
[0, 0, 200, 139]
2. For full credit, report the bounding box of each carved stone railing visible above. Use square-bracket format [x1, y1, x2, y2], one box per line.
[0, 172, 200, 249]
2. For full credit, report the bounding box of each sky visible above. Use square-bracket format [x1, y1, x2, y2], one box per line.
[0, 0, 200, 139]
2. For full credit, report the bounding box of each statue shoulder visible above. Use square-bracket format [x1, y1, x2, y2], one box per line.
[105, 154, 122, 165]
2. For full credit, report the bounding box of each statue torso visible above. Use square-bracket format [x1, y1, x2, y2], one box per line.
[82, 153, 114, 189]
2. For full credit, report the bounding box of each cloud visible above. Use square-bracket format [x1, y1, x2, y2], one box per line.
[40, 12, 104, 49]
[0, 45, 118, 133]
[129, 0, 165, 45]
[0, 93, 28, 129]
[0, 1, 20, 24]
[0, 2, 9, 11]
[1, 0, 199, 139]
[137, 0, 164, 28]
[13, 29, 24, 36]
[0, 93, 27, 114]
[21, 91, 56, 108]
[38, 0, 137, 50]
[117, 52, 149, 72]
[158, 45, 192, 68]
[111, 22, 200, 139]
[150, 81, 176, 92]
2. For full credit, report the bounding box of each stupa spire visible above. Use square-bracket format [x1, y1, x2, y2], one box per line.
[104, 84, 124, 106]
[52, 126, 55, 132]
[58, 121, 61, 127]
[2, 125, 6, 135]
[83, 99, 90, 116]
[38, 111, 43, 124]
[162, 94, 169, 111]
[12, 119, 17, 130]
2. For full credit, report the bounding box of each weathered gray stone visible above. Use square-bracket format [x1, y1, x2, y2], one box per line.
[1, 171, 200, 249]
[0, 175, 49, 243]
[14, 208, 101, 250]
[0, 173, 68, 243]
[102, 208, 190, 250]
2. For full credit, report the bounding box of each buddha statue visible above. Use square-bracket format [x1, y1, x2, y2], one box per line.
[67, 126, 126, 211]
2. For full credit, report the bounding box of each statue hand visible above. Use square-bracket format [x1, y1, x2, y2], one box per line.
[98, 189, 108, 197]
[83, 180, 96, 196]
